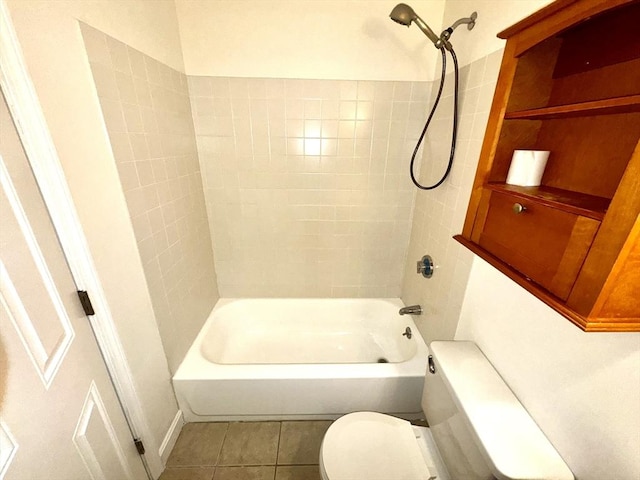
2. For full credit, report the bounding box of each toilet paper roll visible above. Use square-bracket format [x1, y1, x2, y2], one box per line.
[506, 150, 550, 187]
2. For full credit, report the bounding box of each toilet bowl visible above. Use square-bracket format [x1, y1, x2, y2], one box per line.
[319, 411, 446, 480]
[319, 341, 574, 480]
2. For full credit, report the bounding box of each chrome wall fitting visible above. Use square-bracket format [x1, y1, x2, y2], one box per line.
[416, 255, 434, 278]
[399, 305, 422, 315]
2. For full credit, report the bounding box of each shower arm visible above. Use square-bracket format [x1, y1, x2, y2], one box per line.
[439, 12, 478, 47]
[450, 12, 478, 32]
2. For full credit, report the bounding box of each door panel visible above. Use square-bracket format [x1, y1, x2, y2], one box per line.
[1, 181, 74, 387]
[74, 382, 135, 480]
[0, 88, 147, 479]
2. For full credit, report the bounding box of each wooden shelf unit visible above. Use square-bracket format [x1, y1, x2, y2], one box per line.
[457, 0, 640, 332]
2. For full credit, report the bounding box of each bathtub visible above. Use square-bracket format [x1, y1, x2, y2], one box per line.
[173, 298, 429, 421]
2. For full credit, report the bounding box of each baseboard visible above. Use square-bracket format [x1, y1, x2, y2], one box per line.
[159, 410, 184, 464]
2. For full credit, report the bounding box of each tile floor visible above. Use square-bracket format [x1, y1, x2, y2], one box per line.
[160, 421, 332, 480]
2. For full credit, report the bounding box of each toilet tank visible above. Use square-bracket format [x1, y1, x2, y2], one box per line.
[422, 341, 574, 480]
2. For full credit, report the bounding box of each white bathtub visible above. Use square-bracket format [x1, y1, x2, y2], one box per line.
[173, 298, 429, 421]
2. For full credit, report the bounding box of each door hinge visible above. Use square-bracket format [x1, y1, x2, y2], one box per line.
[77, 290, 95, 316]
[134, 438, 145, 455]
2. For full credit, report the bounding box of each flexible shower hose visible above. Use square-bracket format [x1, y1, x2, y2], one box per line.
[410, 47, 459, 190]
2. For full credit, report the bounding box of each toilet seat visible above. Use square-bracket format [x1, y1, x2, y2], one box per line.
[320, 412, 433, 480]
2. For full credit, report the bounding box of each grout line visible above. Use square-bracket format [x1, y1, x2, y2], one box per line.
[214, 422, 231, 467]
[275, 420, 283, 467]
[213, 462, 320, 467]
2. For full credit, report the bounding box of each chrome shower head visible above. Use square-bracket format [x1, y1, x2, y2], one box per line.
[389, 3, 442, 48]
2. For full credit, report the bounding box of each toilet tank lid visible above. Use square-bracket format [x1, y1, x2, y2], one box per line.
[430, 341, 574, 480]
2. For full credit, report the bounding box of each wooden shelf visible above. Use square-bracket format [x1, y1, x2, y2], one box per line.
[459, 0, 640, 332]
[504, 95, 640, 120]
[486, 183, 610, 220]
[453, 235, 640, 332]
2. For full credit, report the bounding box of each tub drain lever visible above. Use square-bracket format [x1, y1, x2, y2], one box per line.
[402, 326, 412, 339]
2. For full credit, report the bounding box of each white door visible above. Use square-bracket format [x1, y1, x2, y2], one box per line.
[0, 88, 148, 480]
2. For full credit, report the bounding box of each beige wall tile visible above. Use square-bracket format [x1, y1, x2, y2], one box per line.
[190, 76, 423, 297]
[83, 25, 219, 372]
[401, 58, 497, 344]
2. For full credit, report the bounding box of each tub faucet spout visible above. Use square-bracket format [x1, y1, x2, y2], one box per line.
[399, 305, 422, 315]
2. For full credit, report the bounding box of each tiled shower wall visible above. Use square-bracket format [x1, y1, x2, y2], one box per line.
[402, 50, 503, 342]
[81, 25, 219, 371]
[188, 77, 433, 297]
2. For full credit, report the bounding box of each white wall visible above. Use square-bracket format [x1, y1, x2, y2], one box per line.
[7, 0, 185, 71]
[5, 0, 183, 462]
[457, 258, 640, 479]
[175, 0, 446, 81]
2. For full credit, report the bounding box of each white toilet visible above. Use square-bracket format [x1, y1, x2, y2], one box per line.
[319, 341, 574, 480]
